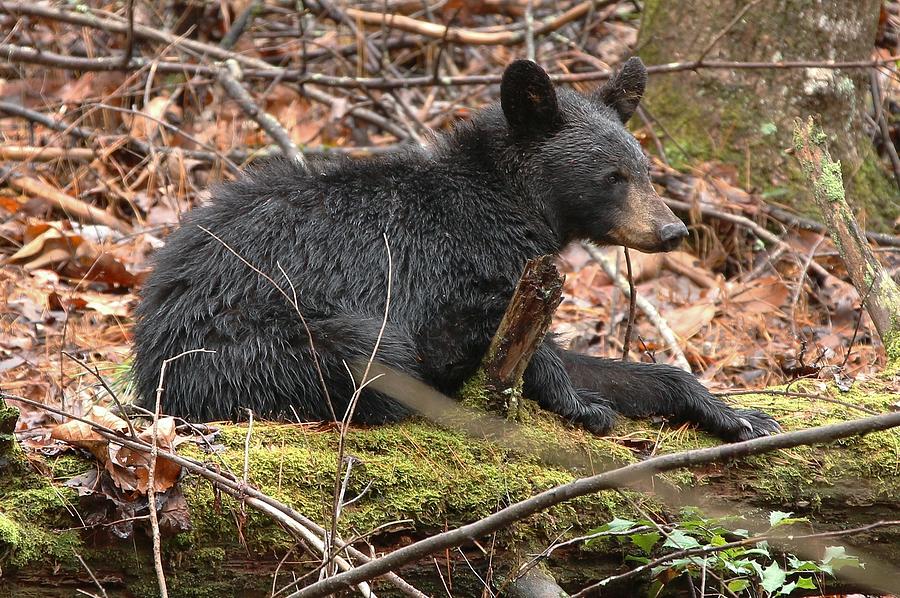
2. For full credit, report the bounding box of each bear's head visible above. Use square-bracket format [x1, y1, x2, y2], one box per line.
[500, 58, 687, 253]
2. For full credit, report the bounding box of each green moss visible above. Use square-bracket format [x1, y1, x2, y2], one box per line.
[818, 160, 845, 202]
[5, 374, 899, 595]
[0, 511, 81, 569]
[884, 329, 900, 369]
[662, 380, 900, 507]
[459, 369, 491, 410]
[177, 414, 646, 553]
[0, 405, 85, 571]
[847, 151, 900, 228]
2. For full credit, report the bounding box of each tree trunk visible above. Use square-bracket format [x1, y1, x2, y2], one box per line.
[637, 0, 898, 231]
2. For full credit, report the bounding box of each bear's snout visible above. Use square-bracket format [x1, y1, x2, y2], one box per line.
[657, 221, 689, 250]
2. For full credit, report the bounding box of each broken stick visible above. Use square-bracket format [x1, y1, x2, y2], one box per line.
[475, 255, 564, 419]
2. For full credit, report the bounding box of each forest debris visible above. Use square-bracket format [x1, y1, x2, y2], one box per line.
[666, 302, 717, 340]
[344, 1, 616, 46]
[4, 225, 137, 288]
[0, 146, 95, 162]
[5, 174, 133, 234]
[51, 406, 183, 494]
[584, 244, 692, 372]
[727, 276, 790, 317]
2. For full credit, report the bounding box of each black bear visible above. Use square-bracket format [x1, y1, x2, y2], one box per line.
[132, 58, 778, 441]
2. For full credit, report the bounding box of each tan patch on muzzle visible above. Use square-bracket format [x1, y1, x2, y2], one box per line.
[605, 187, 687, 253]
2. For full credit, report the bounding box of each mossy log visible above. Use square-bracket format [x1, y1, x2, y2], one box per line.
[2, 376, 898, 597]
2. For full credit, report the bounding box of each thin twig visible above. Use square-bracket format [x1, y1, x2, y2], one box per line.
[840, 278, 878, 371]
[621, 247, 637, 361]
[584, 244, 691, 372]
[74, 552, 109, 598]
[869, 69, 900, 191]
[695, 0, 762, 64]
[121, 0, 135, 68]
[788, 235, 825, 338]
[524, 0, 535, 61]
[329, 234, 393, 574]
[217, 59, 305, 165]
[243, 408, 254, 485]
[61, 351, 137, 439]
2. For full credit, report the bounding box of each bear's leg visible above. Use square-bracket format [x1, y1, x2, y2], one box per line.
[557, 348, 780, 441]
[523, 343, 618, 434]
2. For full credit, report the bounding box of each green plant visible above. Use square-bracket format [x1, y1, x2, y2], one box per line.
[587, 508, 863, 597]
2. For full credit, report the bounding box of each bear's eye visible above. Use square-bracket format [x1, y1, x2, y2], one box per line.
[606, 173, 624, 185]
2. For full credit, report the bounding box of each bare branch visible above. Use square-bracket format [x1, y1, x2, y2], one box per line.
[216, 59, 305, 166]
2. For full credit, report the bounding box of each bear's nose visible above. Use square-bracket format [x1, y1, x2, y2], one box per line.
[659, 221, 688, 243]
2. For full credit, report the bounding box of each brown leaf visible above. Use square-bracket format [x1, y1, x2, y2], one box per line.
[667, 302, 717, 340]
[50, 419, 109, 462]
[128, 95, 181, 140]
[118, 417, 182, 493]
[74, 244, 137, 288]
[4, 228, 83, 271]
[727, 277, 789, 316]
[49, 406, 129, 463]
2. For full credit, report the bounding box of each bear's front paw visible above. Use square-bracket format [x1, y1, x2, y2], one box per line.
[722, 408, 781, 442]
[572, 389, 617, 436]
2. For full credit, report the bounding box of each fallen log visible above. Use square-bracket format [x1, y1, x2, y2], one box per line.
[1, 375, 898, 596]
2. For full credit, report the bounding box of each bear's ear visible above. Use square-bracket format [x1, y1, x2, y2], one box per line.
[500, 60, 561, 135]
[594, 56, 647, 124]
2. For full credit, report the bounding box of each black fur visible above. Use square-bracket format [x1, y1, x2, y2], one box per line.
[132, 59, 779, 441]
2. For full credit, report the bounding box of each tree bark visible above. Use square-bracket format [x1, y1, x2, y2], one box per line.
[794, 116, 900, 364]
[637, 0, 898, 230]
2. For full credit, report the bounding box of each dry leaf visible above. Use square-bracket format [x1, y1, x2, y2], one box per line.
[4, 228, 83, 271]
[667, 302, 717, 340]
[727, 277, 789, 316]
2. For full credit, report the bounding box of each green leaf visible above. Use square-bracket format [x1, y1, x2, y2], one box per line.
[795, 576, 817, 589]
[769, 511, 792, 527]
[768, 511, 808, 528]
[601, 517, 637, 533]
[725, 559, 756, 575]
[727, 579, 751, 592]
[662, 530, 701, 550]
[779, 580, 797, 595]
[630, 532, 661, 554]
[821, 546, 863, 571]
[786, 556, 824, 573]
[760, 122, 778, 136]
[760, 562, 787, 593]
